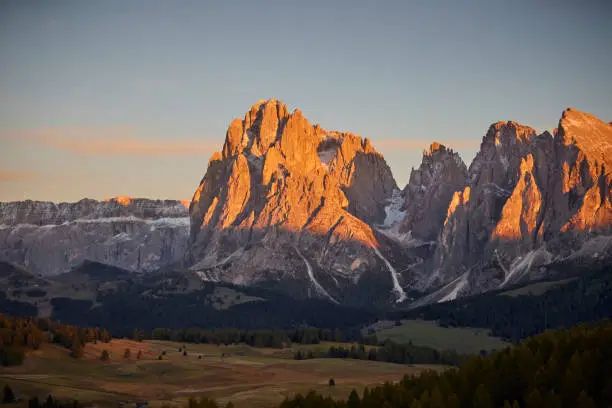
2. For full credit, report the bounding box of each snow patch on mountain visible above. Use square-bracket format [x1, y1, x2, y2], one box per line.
[371, 245, 407, 303]
[317, 149, 336, 170]
[439, 271, 469, 302]
[295, 246, 338, 304]
[381, 189, 406, 227]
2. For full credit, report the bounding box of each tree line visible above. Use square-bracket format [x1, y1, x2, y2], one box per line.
[0, 313, 112, 366]
[295, 340, 466, 367]
[149, 327, 375, 348]
[4, 318, 611, 407]
[396, 265, 612, 343]
[48, 288, 377, 337]
[1, 385, 84, 408]
[279, 319, 612, 408]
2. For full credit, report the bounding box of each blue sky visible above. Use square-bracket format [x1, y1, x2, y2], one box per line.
[1, 0, 610, 202]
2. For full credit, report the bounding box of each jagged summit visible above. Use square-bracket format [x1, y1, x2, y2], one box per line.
[400, 142, 468, 241]
[485, 121, 537, 147]
[433, 107, 611, 299]
[188, 100, 404, 303]
[104, 195, 134, 206]
[557, 107, 612, 166]
[423, 141, 451, 156]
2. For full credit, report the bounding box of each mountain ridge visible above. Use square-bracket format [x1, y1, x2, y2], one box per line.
[0, 101, 609, 308]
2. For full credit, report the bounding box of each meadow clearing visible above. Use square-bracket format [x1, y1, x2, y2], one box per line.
[368, 319, 511, 354]
[0, 339, 443, 408]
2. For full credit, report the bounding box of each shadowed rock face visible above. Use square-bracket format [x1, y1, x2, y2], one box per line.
[400, 143, 468, 241]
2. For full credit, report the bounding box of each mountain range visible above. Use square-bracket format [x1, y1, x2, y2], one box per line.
[1, 100, 610, 307]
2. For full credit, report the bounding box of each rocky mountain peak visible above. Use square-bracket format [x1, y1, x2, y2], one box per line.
[188, 100, 404, 303]
[222, 99, 290, 159]
[552, 108, 612, 234]
[104, 195, 134, 206]
[400, 142, 468, 241]
[433, 108, 611, 300]
[557, 107, 612, 167]
[424, 141, 445, 156]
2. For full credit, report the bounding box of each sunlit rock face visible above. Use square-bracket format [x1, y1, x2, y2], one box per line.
[0, 198, 190, 275]
[430, 109, 612, 296]
[553, 108, 612, 234]
[188, 99, 407, 304]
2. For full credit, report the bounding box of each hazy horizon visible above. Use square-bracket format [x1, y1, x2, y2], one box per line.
[1, 0, 611, 202]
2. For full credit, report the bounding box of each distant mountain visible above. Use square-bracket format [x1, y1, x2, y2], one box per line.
[0, 197, 189, 275]
[186, 101, 611, 305]
[187, 99, 408, 305]
[430, 108, 612, 300]
[0, 101, 610, 308]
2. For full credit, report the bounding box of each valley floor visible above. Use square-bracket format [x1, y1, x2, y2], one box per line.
[0, 339, 444, 408]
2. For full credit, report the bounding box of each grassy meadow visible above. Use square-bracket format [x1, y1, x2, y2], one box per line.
[0, 339, 442, 408]
[368, 319, 511, 354]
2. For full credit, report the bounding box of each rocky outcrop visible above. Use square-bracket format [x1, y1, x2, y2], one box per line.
[434, 121, 537, 281]
[0, 198, 189, 275]
[433, 109, 612, 295]
[400, 143, 467, 241]
[550, 108, 612, 234]
[188, 99, 405, 304]
[0, 197, 189, 225]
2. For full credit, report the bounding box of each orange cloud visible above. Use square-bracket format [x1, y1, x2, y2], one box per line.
[374, 138, 481, 151]
[1, 126, 221, 157]
[0, 170, 38, 182]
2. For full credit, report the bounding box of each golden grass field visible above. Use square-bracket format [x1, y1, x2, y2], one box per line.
[0, 339, 443, 408]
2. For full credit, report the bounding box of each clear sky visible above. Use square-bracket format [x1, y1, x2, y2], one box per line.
[1, 0, 610, 202]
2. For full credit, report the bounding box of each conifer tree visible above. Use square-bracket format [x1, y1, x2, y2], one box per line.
[524, 389, 544, 408]
[28, 396, 40, 408]
[576, 391, 596, 408]
[446, 394, 460, 408]
[472, 384, 493, 408]
[347, 389, 360, 408]
[70, 338, 84, 359]
[2, 384, 15, 403]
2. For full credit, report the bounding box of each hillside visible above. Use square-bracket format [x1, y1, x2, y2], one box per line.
[394, 264, 612, 342]
[277, 320, 612, 408]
